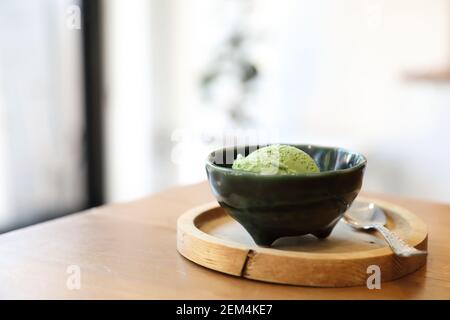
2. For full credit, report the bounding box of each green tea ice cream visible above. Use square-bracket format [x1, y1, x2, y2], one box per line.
[232, 144, 320, 175]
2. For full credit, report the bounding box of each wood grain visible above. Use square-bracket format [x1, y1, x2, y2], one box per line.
[0, 182, 449, 299]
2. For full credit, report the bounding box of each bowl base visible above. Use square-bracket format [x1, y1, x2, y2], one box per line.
[252, 222, 337, 246]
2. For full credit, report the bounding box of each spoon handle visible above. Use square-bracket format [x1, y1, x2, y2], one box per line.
[373, 225, 428, 258]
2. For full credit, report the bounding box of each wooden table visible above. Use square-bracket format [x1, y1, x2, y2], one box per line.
[0, 182, 449, 299]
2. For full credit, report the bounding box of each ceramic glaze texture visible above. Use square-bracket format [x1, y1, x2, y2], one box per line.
[206, 144, 367, 246]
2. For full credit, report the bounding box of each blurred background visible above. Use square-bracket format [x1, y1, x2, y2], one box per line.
[0, 0, 449, 233]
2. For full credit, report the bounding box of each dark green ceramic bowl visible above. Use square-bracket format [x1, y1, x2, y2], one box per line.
[206, 144, 367, 246]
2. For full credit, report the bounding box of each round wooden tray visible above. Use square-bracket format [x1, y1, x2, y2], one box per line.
[177, 197, 428, 287]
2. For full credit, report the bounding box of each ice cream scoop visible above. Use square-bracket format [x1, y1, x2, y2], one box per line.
[232, 144, 320, 175]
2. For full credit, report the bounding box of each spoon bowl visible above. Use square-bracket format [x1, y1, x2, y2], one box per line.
[344, 201, 386, 229]
[343, 202, 427, 257]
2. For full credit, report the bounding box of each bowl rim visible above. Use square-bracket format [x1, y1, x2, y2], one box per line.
[205, 143, 367, 178]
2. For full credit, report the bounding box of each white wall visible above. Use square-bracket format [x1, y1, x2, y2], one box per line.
[102, 0, 156, 202]
[103, 0, 450, 203]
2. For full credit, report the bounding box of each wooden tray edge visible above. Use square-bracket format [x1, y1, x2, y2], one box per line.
[176, 198, 428, 287]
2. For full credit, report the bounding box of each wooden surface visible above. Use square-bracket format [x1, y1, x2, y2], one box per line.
[0, 182, 449, 299]
[177, 198, 428, 287]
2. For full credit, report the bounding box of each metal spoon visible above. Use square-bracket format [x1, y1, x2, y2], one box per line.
[343, 201, 427, 257]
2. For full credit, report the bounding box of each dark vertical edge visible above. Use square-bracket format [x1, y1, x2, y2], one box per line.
[81, 0, 104, 207]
